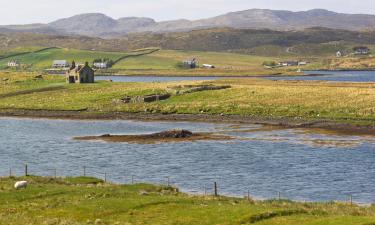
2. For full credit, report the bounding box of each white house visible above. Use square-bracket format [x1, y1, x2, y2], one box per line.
[336, 51, 343, 57]
[353, 46, 370, 55]
[52, 60, 69, 68]
[7, 60, 20, 67]
[93, 62, 108, 69]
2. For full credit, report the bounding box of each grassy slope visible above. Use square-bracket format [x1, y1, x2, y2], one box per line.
[1, 176, 375, 225]
[0, 48, 130, 70]
[4, 46, 375, 76]
[113, 50, 276, 70]
[0, 72, 374, 124]
[0, 46, 47, 58]
[111, 50, 300, 76]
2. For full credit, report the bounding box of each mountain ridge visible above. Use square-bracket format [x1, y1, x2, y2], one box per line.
[2, 9, 375, 37]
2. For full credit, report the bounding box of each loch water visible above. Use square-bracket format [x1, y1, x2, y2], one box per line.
[1, 117, 375, 203]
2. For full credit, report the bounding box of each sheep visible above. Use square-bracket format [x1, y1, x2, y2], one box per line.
[14, 181, 28, 190]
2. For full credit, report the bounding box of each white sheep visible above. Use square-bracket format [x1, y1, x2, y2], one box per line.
[14, 181, 28, 190]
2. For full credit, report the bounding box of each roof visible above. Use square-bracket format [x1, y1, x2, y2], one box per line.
[353, 46, 370, 50]
[78, 64, 94, 73]
[53, 60, 68, 64]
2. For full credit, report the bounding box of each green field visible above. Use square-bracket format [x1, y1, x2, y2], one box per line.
[113, 50, 278, 70]
[0, 46, 47, 59]
[0, 72, 374, 125]
[0, 48, 159, 70]
[4, 46, 375, 76]
[1, 176, 375, 225]
[0, 47, 307, 76]
[110, 49, 306, 76]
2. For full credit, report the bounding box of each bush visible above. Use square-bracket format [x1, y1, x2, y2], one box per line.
[262, 61, 277, 67]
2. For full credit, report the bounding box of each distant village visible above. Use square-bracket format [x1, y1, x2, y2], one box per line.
[263, 46, 372, 69]
[4, 46, 372, 81]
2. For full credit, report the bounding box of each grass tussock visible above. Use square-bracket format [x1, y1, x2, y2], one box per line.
[1, 176, 375, 224]
[0, 72, 374, 125]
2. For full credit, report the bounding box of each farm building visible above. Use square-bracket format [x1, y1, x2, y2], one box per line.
[93, 62, 108, 69]
[336, 51, 343, 57]
[7, 60, 20, 67]
[183, 58, 198, 69]
[279, 61, 299, 67]
[278, 60, 308, 67]
[353, 46, 370, 55]
[52, 60, 69, 68]
[66, 62, 95, 84]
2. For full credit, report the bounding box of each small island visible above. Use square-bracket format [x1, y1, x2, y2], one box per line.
[75, 129, 234, 144]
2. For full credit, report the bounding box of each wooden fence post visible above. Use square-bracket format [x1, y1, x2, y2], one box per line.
[350, 195, 353, 205]
[83, 166, 86, 177]
[214, 182, 218, 197]
[132, 175, 135, 184]
[9, 168, 12, 177]
[278, 192, 281, 200]
[247, 190, 251, 201]
[104, 173, 107, 183]
[25, 164, 28, 177]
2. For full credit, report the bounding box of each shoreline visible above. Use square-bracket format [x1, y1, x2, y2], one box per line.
[2, 175, 369, 206]
[94, 72, 301, 77]
[1, 109, 374, 135]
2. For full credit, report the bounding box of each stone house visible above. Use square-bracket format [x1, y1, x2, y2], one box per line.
[66, 62, 95, 84]
[183, 58, 198, 69]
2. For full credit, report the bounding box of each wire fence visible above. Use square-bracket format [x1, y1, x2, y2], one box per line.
[2, 163, 359, 205]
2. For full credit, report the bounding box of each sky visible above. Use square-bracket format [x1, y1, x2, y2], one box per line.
[1, 0, 375, 25]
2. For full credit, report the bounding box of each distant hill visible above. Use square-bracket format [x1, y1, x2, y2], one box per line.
[2, 9, 375, 37]
[1, 27, 375, 57]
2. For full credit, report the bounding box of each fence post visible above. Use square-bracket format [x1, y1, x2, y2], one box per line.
[83, 166, 86, 177]
[204, 186, 207, 196]
[214, 182, 218, 197]
[167, 177, 170, 186]
[350, 195, 353, 205]
[9, 168, 12, 177]
[54, 169, 57, 179]
[132, 175, 135, 184]
[247, 190, 251, 201]
[25, 164, 28, 177]
[104, 173, 107, 183]
[278, 192, 281, 200]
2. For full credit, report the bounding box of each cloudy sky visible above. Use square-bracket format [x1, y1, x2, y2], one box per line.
[1, 0, 375, 25]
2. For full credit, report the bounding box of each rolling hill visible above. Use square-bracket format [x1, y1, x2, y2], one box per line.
[0, 47, 158, 70]
[1, 27, 375, 57]
[2, 9, 375, 37]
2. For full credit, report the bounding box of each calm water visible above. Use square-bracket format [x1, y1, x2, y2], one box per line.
[271, 70, 375, 82]
[96, 71, 375, 83]
[96, 76, 219, 82]
[1, 117, 375, 203]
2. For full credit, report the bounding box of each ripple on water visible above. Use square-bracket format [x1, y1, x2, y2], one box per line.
[0, 117, 375, 203]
